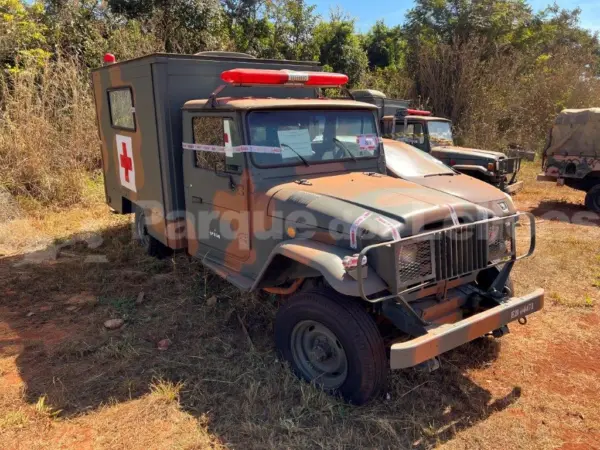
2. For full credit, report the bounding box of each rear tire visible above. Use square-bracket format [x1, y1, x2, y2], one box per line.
[134, 206, 172, 259]
[585, 184, 600, 213]
[274, 288, 387, 405]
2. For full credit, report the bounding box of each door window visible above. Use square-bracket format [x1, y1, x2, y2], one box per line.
[192, 117, 242, 172]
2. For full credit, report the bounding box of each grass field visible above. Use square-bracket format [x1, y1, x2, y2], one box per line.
[1, 162, 599, 449]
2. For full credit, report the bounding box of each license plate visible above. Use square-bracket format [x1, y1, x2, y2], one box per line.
[510, 302, 535, 320]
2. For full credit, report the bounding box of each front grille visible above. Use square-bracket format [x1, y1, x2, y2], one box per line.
[435, 224, 488, 280]
[396, 218, 515, 291]
[498, 157, 521, 174]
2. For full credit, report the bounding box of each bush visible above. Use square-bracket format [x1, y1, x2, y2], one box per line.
[0, 58, 100, 208]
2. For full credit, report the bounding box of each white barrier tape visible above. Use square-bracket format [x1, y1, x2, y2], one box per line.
[375, 216, 401, 241]
[447, 204, 460, 226]
[182, 142, 282, 154]
[349, 211, 372, 249]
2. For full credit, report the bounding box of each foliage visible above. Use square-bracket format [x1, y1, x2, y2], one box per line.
[0, 0, 599, 207]
[313, 10, 368, 86]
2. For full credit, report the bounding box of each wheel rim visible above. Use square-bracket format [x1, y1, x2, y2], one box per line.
[290, 320, 348, 389]
[136, 212, 150, 248]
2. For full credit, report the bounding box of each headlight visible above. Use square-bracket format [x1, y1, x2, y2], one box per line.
[488, 224, 500, 243]
[399, 243, 419, 265]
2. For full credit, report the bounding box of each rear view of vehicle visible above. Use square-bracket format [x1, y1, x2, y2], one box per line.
[537, 108, 600, 212]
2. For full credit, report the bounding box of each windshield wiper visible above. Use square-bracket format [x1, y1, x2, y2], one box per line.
[280, 143, 310, 167]
[333, 138, 357, 162]
[424, 172, 455, 177]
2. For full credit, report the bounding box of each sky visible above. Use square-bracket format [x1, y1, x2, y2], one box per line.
[312, 0, 600, 33]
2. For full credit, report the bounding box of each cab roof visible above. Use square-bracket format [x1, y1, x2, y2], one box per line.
[402, 116, 451, 122]
[183, 97, 378, 111]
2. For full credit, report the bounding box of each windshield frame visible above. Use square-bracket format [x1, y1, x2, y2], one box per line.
[245, 108, 381, 169]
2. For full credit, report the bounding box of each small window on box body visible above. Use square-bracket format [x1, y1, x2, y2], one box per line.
[108, 88, 135, 130]
[192, 117, 241, 172]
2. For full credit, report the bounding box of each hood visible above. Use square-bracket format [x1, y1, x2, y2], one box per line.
[267, 173, 493, 249]
[432, 145, 506, 160]
[414, 173, 516, 216]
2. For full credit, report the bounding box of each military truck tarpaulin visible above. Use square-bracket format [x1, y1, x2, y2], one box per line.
[116, 134, 136, 192]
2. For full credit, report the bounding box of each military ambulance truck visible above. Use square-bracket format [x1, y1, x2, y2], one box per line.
[93, 52, 544, 404]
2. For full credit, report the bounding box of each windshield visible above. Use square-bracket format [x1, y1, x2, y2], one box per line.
[247, 109, 379, 167]
[428, 121, 454, 145]
[384, 142, 455, 178]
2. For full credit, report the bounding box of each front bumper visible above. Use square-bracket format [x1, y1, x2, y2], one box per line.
[389, 288, 544, 369]
[504, 180, 523, 194]
[536, 173, 557, 183]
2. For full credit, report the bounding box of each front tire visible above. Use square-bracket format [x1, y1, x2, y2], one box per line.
[585, 184, 600, 213]
[274, 288, 387, 405]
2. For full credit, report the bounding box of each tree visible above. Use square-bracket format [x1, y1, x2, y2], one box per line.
[261, 0, 319, 60]
[313, 10, 368, 86]
[0, 0, 51, 69]
[363, 21, 404, 68]
[107, 0, 226, 53]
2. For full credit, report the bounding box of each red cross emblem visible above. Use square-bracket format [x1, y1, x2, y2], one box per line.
[116, 135, 136, 191]
[120, 142, 133, 182]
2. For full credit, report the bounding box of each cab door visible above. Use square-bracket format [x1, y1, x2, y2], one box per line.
[182, 112, 251, 265]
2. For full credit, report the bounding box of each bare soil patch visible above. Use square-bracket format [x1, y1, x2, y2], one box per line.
[1, 162, 599, 449]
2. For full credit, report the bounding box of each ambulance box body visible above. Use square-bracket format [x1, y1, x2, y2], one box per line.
[91, 53, 320, 248]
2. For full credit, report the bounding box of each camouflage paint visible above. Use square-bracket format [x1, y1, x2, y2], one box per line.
[390, 288, 544, 369]
[543, 154, 600, 179]
[93, 53, 544, 371]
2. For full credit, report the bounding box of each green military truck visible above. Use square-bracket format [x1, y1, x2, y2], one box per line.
[92, 52, 544, 404]
[353, 90, 523, 194]
[537, 108, 600, 212]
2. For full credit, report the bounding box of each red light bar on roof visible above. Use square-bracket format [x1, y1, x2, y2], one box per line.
[220, 68, 348, 88]
[406, 108, 431, 116]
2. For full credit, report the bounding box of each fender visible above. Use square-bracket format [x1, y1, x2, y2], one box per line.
[251, 238, 388, 297]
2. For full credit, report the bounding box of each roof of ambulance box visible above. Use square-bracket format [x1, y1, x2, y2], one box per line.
[91, 52, 321, 71]
[182, 97, 379, 110]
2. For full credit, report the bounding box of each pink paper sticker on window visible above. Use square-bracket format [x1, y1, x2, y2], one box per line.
[356, 134, 379, 151]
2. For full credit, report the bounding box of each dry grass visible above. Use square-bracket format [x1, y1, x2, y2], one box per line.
[0, 59, 101, 213]
[1, 164, 599, 449]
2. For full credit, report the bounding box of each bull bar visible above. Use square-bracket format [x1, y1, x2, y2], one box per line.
[356, 212, 537, 303]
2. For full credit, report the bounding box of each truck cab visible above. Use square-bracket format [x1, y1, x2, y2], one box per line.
[352, 90, 523, 194]
[92, 53, 543, 405]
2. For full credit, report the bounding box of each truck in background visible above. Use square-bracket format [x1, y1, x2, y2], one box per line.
[537, 108, 600, 212]
[353, 90, 523, 194]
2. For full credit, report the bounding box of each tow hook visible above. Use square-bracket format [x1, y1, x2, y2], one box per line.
[518, 317, 527, 325]
[491, 324, 510, 338]
[414, 357, 441, 373]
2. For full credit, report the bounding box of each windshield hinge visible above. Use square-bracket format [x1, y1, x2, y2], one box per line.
[295, 179, 312, 186]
